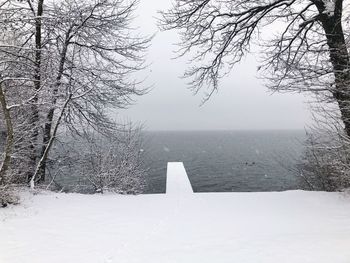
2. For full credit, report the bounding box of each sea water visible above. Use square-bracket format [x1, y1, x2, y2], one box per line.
[142, 130, 306, 193]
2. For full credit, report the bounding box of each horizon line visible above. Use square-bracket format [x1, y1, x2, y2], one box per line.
[143, 128, 306, 132]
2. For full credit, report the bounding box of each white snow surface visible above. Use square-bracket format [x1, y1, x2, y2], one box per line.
[166, 162, 193, 194]
[1, 162, 350, 263]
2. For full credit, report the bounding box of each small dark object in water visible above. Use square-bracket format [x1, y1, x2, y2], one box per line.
[1, 202, 7, 208]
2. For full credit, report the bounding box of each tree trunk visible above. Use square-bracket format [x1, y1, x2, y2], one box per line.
[319, 1, 350, 136]
[31, 94, 72, 189]
[0, 83, 14, 186]
[37, 27, 72, 182]
[36, 108, 54, 183]
[27, 0, 44, 183]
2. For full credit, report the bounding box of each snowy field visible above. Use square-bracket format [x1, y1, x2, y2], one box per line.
[1, 163, 350, 263]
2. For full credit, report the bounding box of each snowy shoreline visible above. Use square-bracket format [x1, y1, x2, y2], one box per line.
[1, 163, 350, 263]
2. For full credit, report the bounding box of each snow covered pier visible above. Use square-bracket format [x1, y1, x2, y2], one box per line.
[166, 162, 193, 194]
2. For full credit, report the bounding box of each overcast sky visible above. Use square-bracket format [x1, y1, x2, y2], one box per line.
[119, 0, 312, 131]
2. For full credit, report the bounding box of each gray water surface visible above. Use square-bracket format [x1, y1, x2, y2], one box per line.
[142, 130, 306, 193]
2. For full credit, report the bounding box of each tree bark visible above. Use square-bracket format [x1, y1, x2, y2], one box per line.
[31, 94, 72, 189]
[0, 83, 14, 186]
[37, 108, 53, 183]
[319, 1, 350, 136]
[27, 0, 44, 183]
[37, 27, 72, 182]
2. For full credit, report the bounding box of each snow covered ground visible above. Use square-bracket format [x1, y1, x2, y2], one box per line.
[1, 162, 350, 263]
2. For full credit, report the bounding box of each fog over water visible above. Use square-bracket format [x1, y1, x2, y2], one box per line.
[119, 0, 312, 131]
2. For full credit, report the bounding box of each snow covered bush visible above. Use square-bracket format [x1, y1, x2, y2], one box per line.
[0, 186, 18, 207]
[80, 127, 147, 194]
[299, 130, 350, 191]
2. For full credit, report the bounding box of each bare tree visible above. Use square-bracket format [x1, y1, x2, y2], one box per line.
[36, 0, 150, 184]
[0, 1, 40, 184]
[160, 0, 350, 135]
[0, 0, 151, 188]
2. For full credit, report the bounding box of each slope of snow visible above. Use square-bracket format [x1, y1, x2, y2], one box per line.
[1, 163, 350, 263]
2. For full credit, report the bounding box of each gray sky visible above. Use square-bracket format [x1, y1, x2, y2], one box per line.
[119, 0, 312, 131]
